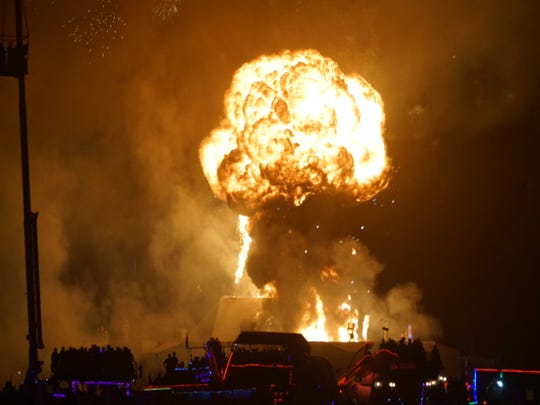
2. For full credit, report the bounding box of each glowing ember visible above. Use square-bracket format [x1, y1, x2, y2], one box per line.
[321, 267, 339, 281]
[199, 49, 389, 214]
[234, 215, 252, 284]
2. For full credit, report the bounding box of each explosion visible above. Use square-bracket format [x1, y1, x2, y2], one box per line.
[199, 49, 389, 214]
[200, 49, 391, 341]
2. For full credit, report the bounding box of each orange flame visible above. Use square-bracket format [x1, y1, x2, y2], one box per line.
[299, 289, 329, 341]
[234, 215, 252, 284]
[257, 282, 277, 299]
[199, 49, 389, 213]
[338, 299, 360, 342]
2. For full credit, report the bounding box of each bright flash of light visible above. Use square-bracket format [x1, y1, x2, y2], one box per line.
[299, 289, 329, 341]
[362, 314, 370, 341]
[199, 49, 389, 214]
[234, 215, 252, 284]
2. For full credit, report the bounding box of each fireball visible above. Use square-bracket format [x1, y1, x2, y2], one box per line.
[199, 49, 389, 214]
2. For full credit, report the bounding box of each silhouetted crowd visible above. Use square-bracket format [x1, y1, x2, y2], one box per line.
[0, 39, 28, 76]
[162, 352, 182, 374]
[152, 352, 213, 386]
[50, 345, 136, 382]
[152, 339, 228, 386]
[379, 337, 442, 375]
[205, 337, 227, 379]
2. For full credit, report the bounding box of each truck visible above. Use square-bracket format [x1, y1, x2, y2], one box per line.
[143, 331, 337, 404]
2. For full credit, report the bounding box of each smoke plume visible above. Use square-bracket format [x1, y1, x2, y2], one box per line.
[1, 0, 538, 383]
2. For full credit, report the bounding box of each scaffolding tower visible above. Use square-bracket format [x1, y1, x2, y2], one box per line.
[1, 0, 44, 398]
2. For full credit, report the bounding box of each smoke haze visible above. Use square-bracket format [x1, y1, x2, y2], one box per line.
[240, 202, 440, 341]
[1, 0, 539, 383]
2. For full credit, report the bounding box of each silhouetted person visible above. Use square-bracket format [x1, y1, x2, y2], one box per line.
[51, 347, 59, 377]
[171, 352, 179, 370]
[163, 353, 176, 374]
[2, 380, 15, 393]
[3, 41, 28, 74]
[0, 42, 5, 66]
[6, 43, 14, 69]
[431, 344, 442, 375]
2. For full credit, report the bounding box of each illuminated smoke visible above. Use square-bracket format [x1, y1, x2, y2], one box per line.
[2, 0, 534, 385]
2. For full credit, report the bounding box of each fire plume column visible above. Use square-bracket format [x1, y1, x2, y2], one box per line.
[200, 49, 434, 342]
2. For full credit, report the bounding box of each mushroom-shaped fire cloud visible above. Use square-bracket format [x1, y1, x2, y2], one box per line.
[199, 49, 390, 214]
[199, 49, 407, 341]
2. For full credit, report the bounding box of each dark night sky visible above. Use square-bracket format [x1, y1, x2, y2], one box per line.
[1, 0, 539, 382]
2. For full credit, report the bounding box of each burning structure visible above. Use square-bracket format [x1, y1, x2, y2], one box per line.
[200, 49, 436, 344]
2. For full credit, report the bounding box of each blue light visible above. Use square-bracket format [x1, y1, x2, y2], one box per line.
[473, 368, 478, 404]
